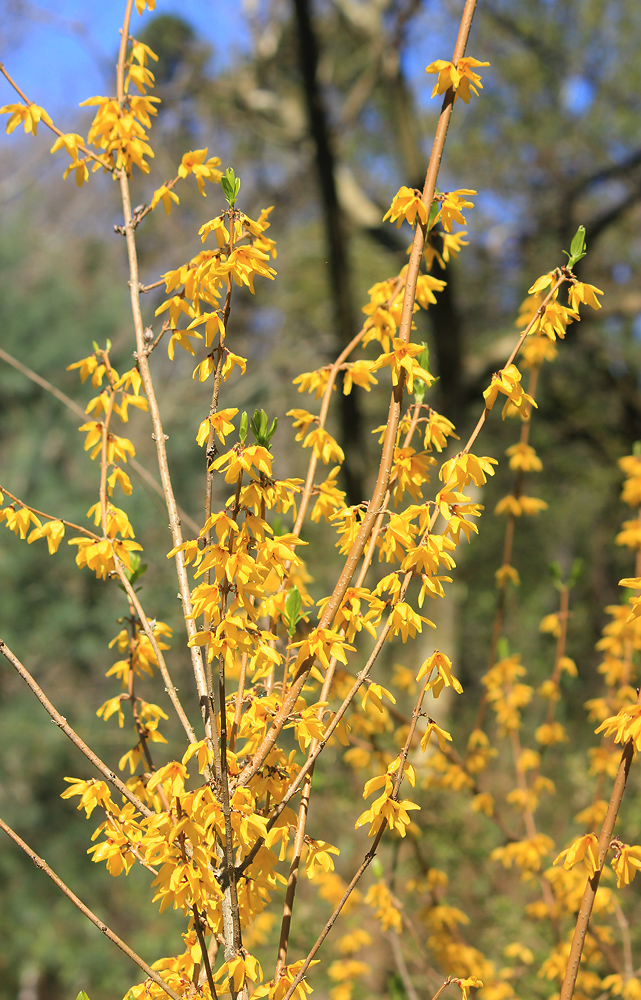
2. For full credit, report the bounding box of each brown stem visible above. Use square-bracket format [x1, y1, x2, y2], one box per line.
[560, 739, 635, 1000]
[275, 772, 312, 979]
[112, 559, 197, 744]
[0, 815, 180, 1000]
[281, 678, 429, 1000]
[613, 900, 634, 981]
[229, 652, 248, 752]
[193, 905, 218, 999]
[114, 0, 210, 727]
[118, 148, 210, 724]
[0, 486, 99, 540]
[0, 640, 152, 818]
[235, 0, 480, 793]
[126, 616, 155, 774]
[431, 979, 454, 1000]
[486, 364, 540, 667]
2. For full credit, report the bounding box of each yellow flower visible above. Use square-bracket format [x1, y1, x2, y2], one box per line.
[302, 427, 345, 465]
[355, 772, 420, 837]
[177, 148, 222, 195]
[424, 411, 458, 452]
[196, 407, 238, 446]
[371, 337, 434, 393]
[438, 189, 476, 232]
[535, 722, 568, 745]
[293, 367, 333, 399]
[383, 186, 428, 228]
[291, 626, 356, 672]
[596, 703, 641, 751]
[417, 650, 463, 696]
[415, 273, 447, 307]
[612, 844, 641, 888]
[27, 519, 65, 554]
[0, 102, 52, 135]
[440, 452, 497, 489]
[388, 601, 434, 642]
[554, 834, 600, 877]
[150, 184, 179, 215]
[425, 57, 490, 103]
[456, 977, 484, 1000]
[506, 442, 542, 472]
[483, 364, 537, 419]
[61, 777, 114, 817]
[568, 281, 604, 311]
[420, 719, 453, 752]
[495, 564, 520, 587]
[342, 360, 378, 394]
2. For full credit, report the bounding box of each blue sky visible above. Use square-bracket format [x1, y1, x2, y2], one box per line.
[1, 1, 250, 115]
[1, 0, 448, 118]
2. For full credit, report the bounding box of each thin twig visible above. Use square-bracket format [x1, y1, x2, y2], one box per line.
[116, 85, 210, 727]
[0, 63, 113, 173]
[560, 738, 636, 1000]
[112, 560, 197, 744]
[280, 677, 430, 1000]
[0, 346, 199, 535]
[0, 639, 152, 818]
[462, 273, 568, 458]
[0, 815, 180, 1000]
[389, 932, 420, 1000]
[0, 486, 99, 540]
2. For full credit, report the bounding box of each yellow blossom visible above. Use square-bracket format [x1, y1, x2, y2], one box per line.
[150, 184, 179, 215]
[0, 102, 52, 135]
[483, 364, 537, 419]
[425, 57, 490, 103]
[438, 189, 476, 232]
[302, 427, 345, 465]
[554, 834, 600, 877]
[456, 977, 484, 1000]
[383, 186, 428, 228]
[420, 719, 453, 752]
[568, 281, 604, 311]
[177, 148, 222, 194]
[612, 844, 641, 888]
[371, 337, 434, 393]
[596, 703, 641, 751]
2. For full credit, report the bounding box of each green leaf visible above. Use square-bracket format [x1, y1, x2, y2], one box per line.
[284, 586, 306, 637]
[568, 558, 583, 589]
[413, 343, 431, 403]
[128, 562, 148, 586]
[496, 636, 510, 661]
[221, 167, 241, 209]
[250, 408, 277, 448]
[428, 198, 441, 230]
[239, 411, 248, 445]
[563, 225, 587, 269]
[76, 992, 91, 1000]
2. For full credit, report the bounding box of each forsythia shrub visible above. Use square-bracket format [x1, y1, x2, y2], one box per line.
[1, 3, 639, 1000]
